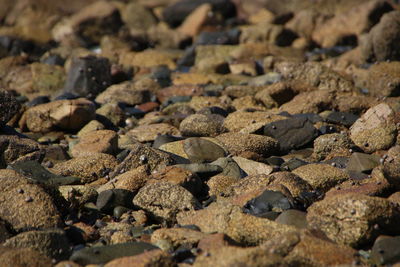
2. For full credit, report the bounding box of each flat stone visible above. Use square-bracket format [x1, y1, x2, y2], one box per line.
[25, 98, 96, 133]
[264, 117, 318, 153]
[69, 242, 159, 266]
[307, 193, 400, 247]
[293, 163, 349, 192]
[133, 182, 200, 224]
[71, 129, 118, 157]
[96, 189, 134, 214]
[183, 137, 226, 163]
[223, 111, 285, 132]
[77, 120, 105, 137]
[232, 156, 273, 176]
[174, 163, 223, 179]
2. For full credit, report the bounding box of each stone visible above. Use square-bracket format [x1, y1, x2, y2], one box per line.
[178, 4, 212, 37]
[350, 103, 397, 153]
[0, 169, 62, 231]
[370, 235, 400, 265]
[177, 200, 296, 245]
[264, 117, 318, 153]
[51, 153, 118, 184]
[128, 123, 180, 142]
[216, 132, 278, 157]
[180, 114, 226, 137]
[3, 229, 70, 261]
[243, 190, 295, 216]
[324, 111, 359, 127]
[97, 102, 126, 127]
[120, 2, 157, 34]
[96, 189, 134, 214]
[0, 135, 42, 167]
[254, 82, 297, 108]
[207, 174, 240, 196]
[231, 95, 266, 111]
[77, 120, 105, 137]
[232, 156, 273, 176]
[95, 81, 152, 106]
[365, 61, 400, 97]
[275, 210, 308, 229]
[104, 250, 174, 267]
[346, 152, 380, 174]
[151, 227, 206, 250]
[239, 21, 296, 46]
[133, 182, 200, 224]
[156, 84, 203, 104]
[0, 89, 20, 127]
[211, 157, 245, 179]
[174, 163, 223, 179]
[63, 55, 111, 98]
[361, 10, 400, 62]
[71, 130, 118, 157]
[69, 242, 159, 265]
[58, 185, 98, 207]
[0, 247, 53, 267]
[25, 98, 96, 133]
[307, 194, 400, 247]
[194, 45, 237, 73]
[120, 49, 177, 70]
[313, 133, 353, 160]
[279, 90, 334, 115]
[158, 140, 187, 159]
[292, 163, 349, 192]
[183, 137, 226, 163]
[222, 111, 284, 133]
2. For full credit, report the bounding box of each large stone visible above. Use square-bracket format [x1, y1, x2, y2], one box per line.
[0, 135, 42, 167]
[0, 89, 20, 127]
[350, 103, 397, 153]
[292, 163, 349, 192]
[133, 182, 200, 224]
[232, 157, 273, 176]
[180, 114, 226, 137]
[25, 98, 96, 133]
[71, 130, 118, 157]
[0, 247, 52, 267]
[307, 194, 400, 247]
[0, 169, 62, 231]
[313, 133, 353, 160]
[96, 81, 152, 106]
[183, 137, 227, 163]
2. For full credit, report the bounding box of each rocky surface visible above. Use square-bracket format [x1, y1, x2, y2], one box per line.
[1, 0, 400, 265]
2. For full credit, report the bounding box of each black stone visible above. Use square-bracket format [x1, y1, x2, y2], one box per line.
[325, 111, 359, 127]
[265, 156, 285, 166]
[41, 54, 66, 66]
[195, 29, 240, 46]
[197, 106, 228, 117]
[69, 242, 159, 265]
[264, 117, 319, 153]
[63, 55, 111, 98]
[53, 92, 79, 101]
[26, 96, 50, 107]
[280, 158, 308, 171]
[243, 190, 294, 217]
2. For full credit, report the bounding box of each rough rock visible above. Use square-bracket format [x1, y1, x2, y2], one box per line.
[104, 250, 174, 267]
[0, 247, 53, 267]
[313, 133, 353, 160]
[0, 135, 42, 167]
[0, 89, 20, 127]
[222, 111, 285, 132]
[95, 81, 152, 106]
[70, 129, 118, 157]
[365, 61, 400, 97]
[151, 227, 206, 249]
[180, 114, 226, 137]
[128, 123, 180, 143]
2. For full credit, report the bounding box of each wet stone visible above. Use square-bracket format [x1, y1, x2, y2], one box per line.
[264, 117, 319, 153]
[69, 242, 159, 265]
[243, 190, 295, 217]
[183, 137, 226, 163]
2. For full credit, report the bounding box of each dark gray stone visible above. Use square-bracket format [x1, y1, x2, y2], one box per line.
[70, 242, 159, 265]
[280, 158, 308, 171]
[0, 90, 20, 128]
[183, 138, 226, 163]
[346, 152, 380, 174]
[211, 157, 245, 179]
[325, 111, 359, 127]
[242, 190, 294, 217]
[96, 189, 134, 214]
[264, 117, 318, 153]
[64, 55, 111, 98]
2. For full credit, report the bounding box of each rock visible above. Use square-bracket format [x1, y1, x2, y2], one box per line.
[110, 143, 178, 178]
[95, 81, 152, 106]
[194, 45, 237, 73]
[183, 137, 226, 163]
[239, 21, 296, 46]
[180, 114, 226, 137]
[51, 153, 118, 183]
[174, 163, 223, 178]
[232, 156, 273, 176]
[292, 163, 349, 192]
[0, 169, 62, 231]
[25, 98, 96, 133]
[128, 123, 180, 142]
[120, 49, 177, 70]
[370, 235, 400, 265]
[211, 157, 245, 179]
[0, 135, 42, 167]
[120, 2, 157, 34]
[63, 55, 111, 98]
[77, 120, 105, 137]
[324, 111, 359, 127]
[133, 182, 200, 224]
[58, 185, 98, 207]
[96, 189, 134, 214]
[104, 250, 174, 267]
[361, 10, 400, 62]
[0, 89, 20, 127]
[365, 61, 400, 97]
[162, 0, 236, 27]
[275, 210, 308, 229]
[346, 152, 380, 174]
[151, 227, 206, 250]
[177, 200, 296, 245]
[231, 95, 266, 111]
[307, 194, 400, 247]
[97, 102, 126, 127]
[383, 145, 400, 189]
[243, 190, 295, 216]
[279, 90, 334, 114]
[274, 61, 355, 93]
[267, 172, 313, 198]
[263, 117, 318, 153]
[389, 192, 400, 205]
[216, 132, 279, 157]
[158, 140, 187, 159]
[148, 166, 203, 196]
[350, 103, 397, 153]
[207, 174, 240, 196]
[71, 130, 118, 157]
[312, 0, 393, 48]
[0, 247, 53, 267]
[254, 82, 297, 108]
[156, 84, 203, 103]
[178, 3, 212, 37]
[313, 133, 353, 160]
[222, 111, 285, 132]
[69, 242, 159, 265]
[3, 229, 70, 261]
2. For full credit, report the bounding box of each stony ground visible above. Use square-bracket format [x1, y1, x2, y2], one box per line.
[1, 0, 400, 266]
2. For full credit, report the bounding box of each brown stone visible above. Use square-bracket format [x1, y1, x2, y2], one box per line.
[104, 250, 173, 267]
[128, 123, 180, 142]
[71, 130, 118, 157]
